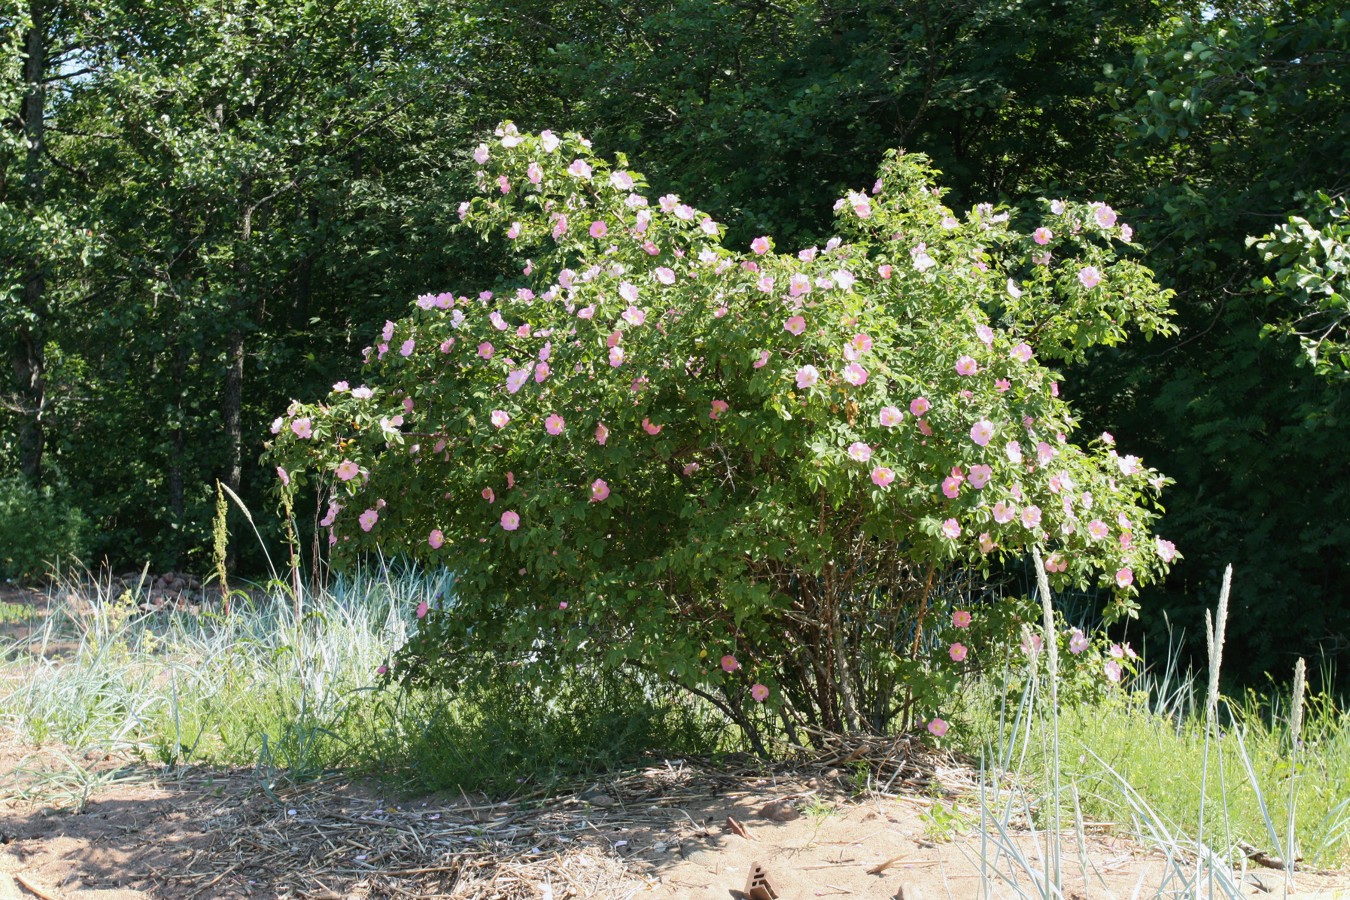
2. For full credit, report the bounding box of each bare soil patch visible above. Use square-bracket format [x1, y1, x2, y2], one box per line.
[2, 740, 1347, 900]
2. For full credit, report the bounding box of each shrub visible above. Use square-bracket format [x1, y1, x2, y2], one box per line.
[0, 476, 88, 583]
[269, 124, 1179, 751]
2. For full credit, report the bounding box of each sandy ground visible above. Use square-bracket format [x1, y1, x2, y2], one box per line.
[1, 741, 1347, 900]
[2, 586, 1346, 899]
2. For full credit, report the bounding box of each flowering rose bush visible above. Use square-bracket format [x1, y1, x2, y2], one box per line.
[268, 123, 1178, 750]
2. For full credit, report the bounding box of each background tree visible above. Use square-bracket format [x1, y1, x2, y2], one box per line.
[1, 0, 103, 485]
[41, 0, 480, 567]
[3, 0, 1345, 688]
[1081, 2, 1350, 679]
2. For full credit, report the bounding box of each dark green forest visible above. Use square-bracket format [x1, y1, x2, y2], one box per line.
[2, 0, 1346, 685]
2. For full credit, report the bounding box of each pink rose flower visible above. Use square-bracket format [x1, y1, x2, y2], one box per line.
[847, 442, 872, 462]
[970, 419, 994, 446]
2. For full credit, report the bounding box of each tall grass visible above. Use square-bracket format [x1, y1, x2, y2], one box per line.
[967, 564, 1350, 900]
[1, 570, 417, 774]
[0, 570, 721, 794]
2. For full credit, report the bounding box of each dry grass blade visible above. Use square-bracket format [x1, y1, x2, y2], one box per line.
[13, 872, 60, 900]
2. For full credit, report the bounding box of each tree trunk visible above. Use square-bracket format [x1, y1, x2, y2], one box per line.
[167, 339, 188, 529]
[223, 177, 253, 501]
[15, 0, 48, 483]
[221, 175, 255, 572]
[12, 329, 45, 482]
[12, 1, 48, 485]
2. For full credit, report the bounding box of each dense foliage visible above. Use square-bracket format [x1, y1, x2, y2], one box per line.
[2, 0, 1345, 686]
